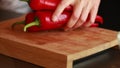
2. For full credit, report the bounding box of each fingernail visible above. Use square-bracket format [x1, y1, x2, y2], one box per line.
[52, 16, 58, 22]
[85, 22, 92, 27]
[64, 28, 69, 31]
[64, 28, 73, 31]
[64, 26, 69, 31]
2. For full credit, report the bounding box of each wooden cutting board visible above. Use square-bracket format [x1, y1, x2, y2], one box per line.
[0, 16, 119, 68]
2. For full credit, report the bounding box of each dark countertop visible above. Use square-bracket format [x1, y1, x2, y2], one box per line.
[0, 9, 120, 68]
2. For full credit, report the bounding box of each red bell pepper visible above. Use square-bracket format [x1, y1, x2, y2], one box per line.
[24, 11, 71, 32]
[88, 15, 103, 27]
[12, 11, 103, 32]
[13, 0, 103, 32]
[22, 0, 72, 11]
[21, 11, 103, 32]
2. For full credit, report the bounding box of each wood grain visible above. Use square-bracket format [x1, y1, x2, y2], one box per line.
[0, 16, 119, 68]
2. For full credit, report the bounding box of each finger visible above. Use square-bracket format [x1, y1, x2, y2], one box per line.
[85, 0, 100, 27]
[64, 1, 84, 31]
[52, 0, 71, 22]
[73, 19, 85, 29]
[79, 1, 92, 27]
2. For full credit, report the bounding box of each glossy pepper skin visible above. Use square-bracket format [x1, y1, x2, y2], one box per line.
[88, 15, 103, 27]
[24, 11, 103, 32]
[24, 11, 71, 32]
[29, 0, 72, 11]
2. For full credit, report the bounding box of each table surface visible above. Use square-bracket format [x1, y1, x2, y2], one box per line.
[0, 9, 120, 68]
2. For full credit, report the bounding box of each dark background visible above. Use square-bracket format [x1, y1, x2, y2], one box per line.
[98, 0, 120, 31]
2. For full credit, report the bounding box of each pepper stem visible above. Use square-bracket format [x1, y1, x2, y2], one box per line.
[12, 21, 25, 29]
[24, 18, 40, 32]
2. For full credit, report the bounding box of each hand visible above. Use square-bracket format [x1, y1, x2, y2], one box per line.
[52, 0, 101, 31]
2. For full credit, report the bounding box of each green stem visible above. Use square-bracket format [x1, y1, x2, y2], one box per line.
[24, 18, 40, 32]
[12, 21, 25, 29]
